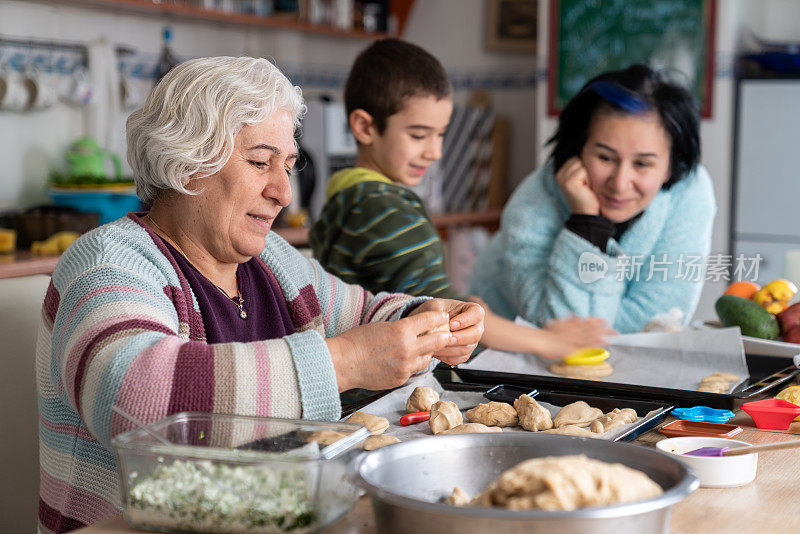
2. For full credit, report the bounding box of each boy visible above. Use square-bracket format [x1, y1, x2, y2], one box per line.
[310, 38, 612, 358]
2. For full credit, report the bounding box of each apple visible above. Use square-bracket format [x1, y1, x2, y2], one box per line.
[777, 302, 800, 335]
[784, 325, 800, 345]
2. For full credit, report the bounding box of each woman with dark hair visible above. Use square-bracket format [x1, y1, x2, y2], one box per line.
[469, 64, 716, 334]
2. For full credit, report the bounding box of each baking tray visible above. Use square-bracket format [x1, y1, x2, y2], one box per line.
[345, 381, 672, 442]
[449, 353, 800, 410]
[481, 383, 673, 442]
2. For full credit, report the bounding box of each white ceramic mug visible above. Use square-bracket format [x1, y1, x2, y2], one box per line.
[0, 66, 31, 111]
[24, 67, 59, 111]
[61, 66, 93, 106]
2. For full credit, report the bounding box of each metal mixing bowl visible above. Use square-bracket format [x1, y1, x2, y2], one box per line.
[355, 433, 698, 534]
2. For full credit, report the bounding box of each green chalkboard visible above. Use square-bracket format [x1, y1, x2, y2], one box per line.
[548, 0, 716, 117]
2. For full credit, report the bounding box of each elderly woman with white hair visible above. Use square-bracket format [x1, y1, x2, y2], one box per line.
[36, 56, 483, 533]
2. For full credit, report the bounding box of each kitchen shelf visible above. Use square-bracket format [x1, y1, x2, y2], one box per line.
[0, 209, 501, 279]
[34, 0, 415, 39]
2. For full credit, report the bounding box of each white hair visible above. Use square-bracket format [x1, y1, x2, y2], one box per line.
[127, 56, 306, 204]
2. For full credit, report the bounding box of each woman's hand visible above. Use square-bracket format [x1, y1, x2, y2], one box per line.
[408, 299, 484, 365]
[326, 310, 454, 392]
[556, 157, 601, 216]
[537, 316, 617, 360]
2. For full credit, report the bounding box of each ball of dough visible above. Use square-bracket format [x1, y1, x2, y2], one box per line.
[470, 455, 663, 510]
[406, 386, 440, 413]
[590, 408, 637, 433]
[426, 322, 451, 335]
[553, 401, 603, 428]
[439, 422, 503, 435]
[513, 394, 553, 431]
[705, 372, 738, 382]
[345, 412, 389, 435]
[465, 401, 519, 427]
[429, 400, 463, 434]
[363, 435, 400, 450]
[305, 430, 349, 446]
[446, 487, 471, 506]
[549, 361, 614, 379]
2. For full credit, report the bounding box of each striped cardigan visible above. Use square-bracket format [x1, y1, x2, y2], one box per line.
[36, 213, 424, 533]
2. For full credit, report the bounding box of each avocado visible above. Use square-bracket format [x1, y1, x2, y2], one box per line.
[715, 295, 780, 340]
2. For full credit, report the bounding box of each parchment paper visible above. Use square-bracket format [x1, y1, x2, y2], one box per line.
[341, 373, 644, 442]
[456, 324, 749, 393]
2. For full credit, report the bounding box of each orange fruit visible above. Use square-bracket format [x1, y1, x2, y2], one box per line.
[723, 281, 761, 299]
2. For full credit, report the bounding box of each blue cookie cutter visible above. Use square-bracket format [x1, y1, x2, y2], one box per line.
[671, 406, 735, 424]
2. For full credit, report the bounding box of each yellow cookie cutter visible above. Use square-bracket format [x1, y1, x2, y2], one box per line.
[563, 347, 610, 366]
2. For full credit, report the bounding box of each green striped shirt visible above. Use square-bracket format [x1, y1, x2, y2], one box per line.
[310, 169, 457, 299]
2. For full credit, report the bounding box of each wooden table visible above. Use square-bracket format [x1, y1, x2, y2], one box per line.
[76, 409, 800, 534]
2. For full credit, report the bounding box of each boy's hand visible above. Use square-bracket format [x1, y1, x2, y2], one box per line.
[556, 157, 600, 216]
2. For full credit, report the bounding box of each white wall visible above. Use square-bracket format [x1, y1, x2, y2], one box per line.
[0, 0, 535, 211]
[533, 0, 800, 323]
[402, 0, 535, 186]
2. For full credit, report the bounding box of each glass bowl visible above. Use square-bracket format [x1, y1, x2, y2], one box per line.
[111, 411, 369, 533]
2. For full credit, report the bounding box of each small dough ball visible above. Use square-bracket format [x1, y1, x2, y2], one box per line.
[446, 487, 471, 506]
[429, 400, 463, 434]
[406, 386, 440, 413]
[706, 372, 738, 382]
[345, 412, 390, 435]
[549, 361, 614, 379]
[541, 425, 599, 438]
[363, 435, 400, 451]
[305, 430, 349, 445]
[439, 422, 503, 435]
[465, 401, 519, 427]
[514, 394, 553, 431]
[697, 371, 737, 393]
[553, 401, 603, 428]
[590, 408, 637, 433]
[427, 322, 451, 335]
[471, 455, 663, 510]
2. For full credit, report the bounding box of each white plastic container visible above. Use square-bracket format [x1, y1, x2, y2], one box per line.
[656, 437, 758, 488]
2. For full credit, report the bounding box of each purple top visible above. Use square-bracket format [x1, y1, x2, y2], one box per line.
[160, 238, 296, 343]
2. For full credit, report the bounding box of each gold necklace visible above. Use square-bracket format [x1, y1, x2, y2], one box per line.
[214, 285, 247, 320]
[146, 214, 247, 319]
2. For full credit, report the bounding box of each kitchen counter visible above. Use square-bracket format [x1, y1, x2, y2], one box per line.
[0, 210, 501, 279]
[0, 251, 60, 279]
[75, 410, 800, 534]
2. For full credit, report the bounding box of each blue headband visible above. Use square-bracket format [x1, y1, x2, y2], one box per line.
[584, 80, 650, 114]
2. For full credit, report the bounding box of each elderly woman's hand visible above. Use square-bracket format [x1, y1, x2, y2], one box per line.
[326, 310, 454, 392]
[556, 156, 600, 216]
[408, 299, 484, 365]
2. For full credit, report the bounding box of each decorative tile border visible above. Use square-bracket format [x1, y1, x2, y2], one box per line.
[0, 37, 737, 85]
[0, 42, 86, 74]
